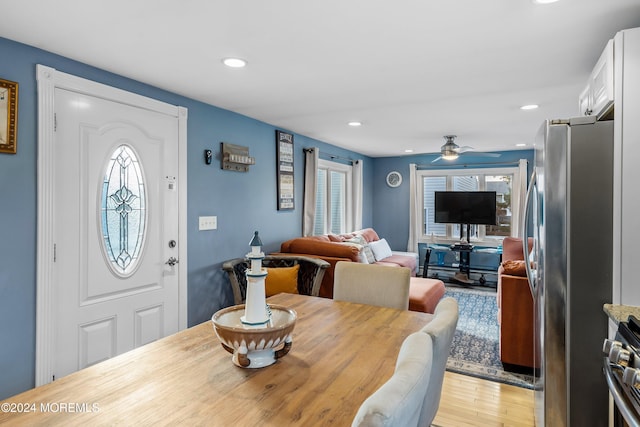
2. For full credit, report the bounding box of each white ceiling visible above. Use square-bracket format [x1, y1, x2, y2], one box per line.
[2, 0, 640, 157]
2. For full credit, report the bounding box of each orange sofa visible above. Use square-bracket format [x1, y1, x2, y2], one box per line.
[275, 228, 419, 299]
[497, 236, 538, 369]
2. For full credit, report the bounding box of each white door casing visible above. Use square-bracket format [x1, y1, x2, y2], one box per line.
[36, 65, 188, 385]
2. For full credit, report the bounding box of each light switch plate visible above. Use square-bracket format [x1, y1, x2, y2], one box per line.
[199, 216, 217, 230]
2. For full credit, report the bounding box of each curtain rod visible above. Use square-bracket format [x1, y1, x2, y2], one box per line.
[416, 159, 522, 169]
[304, 147, 358, 164]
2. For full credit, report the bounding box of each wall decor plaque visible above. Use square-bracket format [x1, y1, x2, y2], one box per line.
[276, 130, 294, 210]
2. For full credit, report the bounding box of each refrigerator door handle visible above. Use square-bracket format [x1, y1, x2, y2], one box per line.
[522, 170, 537, 298]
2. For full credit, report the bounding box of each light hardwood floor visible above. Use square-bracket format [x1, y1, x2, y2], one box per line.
[432, 371, 535, 427]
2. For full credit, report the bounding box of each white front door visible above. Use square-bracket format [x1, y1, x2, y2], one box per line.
[50, 86, 182, 379]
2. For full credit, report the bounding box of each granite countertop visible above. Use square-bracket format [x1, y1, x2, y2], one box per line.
[603, 304, 640, 324]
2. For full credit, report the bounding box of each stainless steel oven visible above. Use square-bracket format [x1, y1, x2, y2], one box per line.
[603, 316, 640, 426]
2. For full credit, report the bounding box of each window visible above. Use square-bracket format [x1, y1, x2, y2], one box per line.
[101, 145, 147, 276]
[419, 167, 516, 243]
[314, 159, 352, 235]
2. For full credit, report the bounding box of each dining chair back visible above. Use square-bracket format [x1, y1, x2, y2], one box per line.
[222, 255, 329, 304]
[352, 332, 433, 427]
[418, 296, 459, 426]
[333, 262, 411, 310]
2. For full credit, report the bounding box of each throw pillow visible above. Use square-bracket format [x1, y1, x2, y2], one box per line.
[362, 245, 376, 264]
[347, 234, 375, 263]
[264, 265, 300, 297]
[339, 241, 368, 264]
[501, 260, 526, 277]
[369, 238, 393, 261]
[354, 228, 380, 243]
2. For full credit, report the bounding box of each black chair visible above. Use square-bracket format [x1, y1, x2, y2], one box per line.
[222, 255, 329, 304]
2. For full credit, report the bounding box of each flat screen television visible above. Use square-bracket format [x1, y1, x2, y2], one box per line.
[434, 191, 497, 225]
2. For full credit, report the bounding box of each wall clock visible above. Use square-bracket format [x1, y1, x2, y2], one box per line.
[386, 171, 402, 188]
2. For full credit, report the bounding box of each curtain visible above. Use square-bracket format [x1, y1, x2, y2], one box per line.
[510, 159, 529, 237]
[352, 159, 363, 231]
[302, 148, 319, 236]
[407, 163, 419, 252]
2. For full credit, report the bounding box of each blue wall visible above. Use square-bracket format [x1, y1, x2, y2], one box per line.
[0, 35, 534, 400]
[0, 36, 373, 399]
[370, 150, 535, 251]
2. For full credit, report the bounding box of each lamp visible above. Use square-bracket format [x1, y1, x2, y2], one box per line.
[241, 231, 270, 325]
[211, 230, 298, 368]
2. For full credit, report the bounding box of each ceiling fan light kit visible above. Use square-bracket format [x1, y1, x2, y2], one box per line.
[440, 135, 460, 160]
[441, 135, 460, 160]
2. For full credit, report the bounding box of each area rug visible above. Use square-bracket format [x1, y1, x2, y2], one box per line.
[444, 286, 535, 389]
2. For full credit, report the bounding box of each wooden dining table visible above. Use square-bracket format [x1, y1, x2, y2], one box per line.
[0, 293, 433, 426]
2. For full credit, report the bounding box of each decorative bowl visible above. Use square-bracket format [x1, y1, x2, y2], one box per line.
[211, 304, 297, 368]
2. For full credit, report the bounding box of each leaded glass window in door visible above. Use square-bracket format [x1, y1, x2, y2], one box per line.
[100, 145, 147, 276]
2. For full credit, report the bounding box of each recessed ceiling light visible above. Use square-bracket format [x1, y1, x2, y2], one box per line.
[532, 0, 559, 4]
[222, 58, 247, 68]
[516, 143, 527, 147]
[404, 149, 414, 153]
[347, 121, 362, 127]
[520, 104, 539, 110]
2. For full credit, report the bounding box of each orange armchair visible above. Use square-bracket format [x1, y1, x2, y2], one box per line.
[497, 237, 537, 369]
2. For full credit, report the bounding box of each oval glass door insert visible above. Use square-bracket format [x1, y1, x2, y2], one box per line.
[100, 144, 147, 276]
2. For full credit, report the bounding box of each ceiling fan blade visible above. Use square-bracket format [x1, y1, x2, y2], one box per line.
[431, 155, 443, 163]
[456, 145, 474, 153]
[470, 152, 501, 158]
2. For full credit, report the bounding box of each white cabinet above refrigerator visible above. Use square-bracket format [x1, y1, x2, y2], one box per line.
[578, 38, 614, 119]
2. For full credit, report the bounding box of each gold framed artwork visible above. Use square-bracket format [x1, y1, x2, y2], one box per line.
[0, 78, 18, 154]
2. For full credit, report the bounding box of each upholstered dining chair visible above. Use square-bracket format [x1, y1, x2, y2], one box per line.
[418, 297, 459, 426]
[333, 262, 411, 310]
[352, 332, 434, 427]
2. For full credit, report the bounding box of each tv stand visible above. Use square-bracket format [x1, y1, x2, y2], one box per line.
[459, 223, 472, 243]
[422, 243, 500, 288]
[449, 244, 474, 283]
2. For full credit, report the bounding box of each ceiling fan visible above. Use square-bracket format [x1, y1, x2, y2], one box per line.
[431, 135, 501, 163]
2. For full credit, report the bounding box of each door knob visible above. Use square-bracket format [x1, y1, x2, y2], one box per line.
[165, 257, 179, 266]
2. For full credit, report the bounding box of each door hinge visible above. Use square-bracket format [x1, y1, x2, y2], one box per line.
[54, 113, 57, 132]
[52, 374, 55, 382]
[53, 243, 56, 262]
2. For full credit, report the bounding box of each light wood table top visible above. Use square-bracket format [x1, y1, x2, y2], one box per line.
[0, 293, 433, 426]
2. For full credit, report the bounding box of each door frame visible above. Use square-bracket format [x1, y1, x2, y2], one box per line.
[35, 64, 188, 386]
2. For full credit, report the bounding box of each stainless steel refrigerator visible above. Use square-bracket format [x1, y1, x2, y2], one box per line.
[522, 116, 613, 427]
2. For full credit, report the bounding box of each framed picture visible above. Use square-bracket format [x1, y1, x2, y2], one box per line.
[0, 78, 18, 154]
[276, 130, 294, 210]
